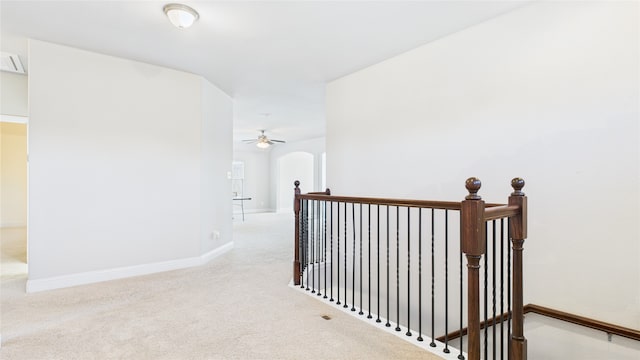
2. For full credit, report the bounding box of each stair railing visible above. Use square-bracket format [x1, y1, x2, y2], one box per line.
[293, 177, 528, 360]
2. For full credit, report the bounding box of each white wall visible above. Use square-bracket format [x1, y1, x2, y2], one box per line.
[0, 72, 28, 118]
[28, 40, 233, 289]
[233, 149, 272, 213]
[200, 79, 234, 253]
[326, 1, 639, 329]
[276, 152, 314, 212]
[0, 122, 27, 227]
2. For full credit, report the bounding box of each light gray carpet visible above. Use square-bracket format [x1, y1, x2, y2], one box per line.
[1, 213, 442, 359]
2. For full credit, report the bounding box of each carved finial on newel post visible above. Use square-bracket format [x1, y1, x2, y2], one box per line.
[461, 177, 486, 360]
[293, 180, 302, 286]
[294, 180, 301, 211]
[465, 177, 482, 200]
[511, 177, 525, 196]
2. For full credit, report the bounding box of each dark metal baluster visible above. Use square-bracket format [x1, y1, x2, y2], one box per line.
[323, 201, 327, 298]
[305, 200, 310, 291]
[318, 201, 321, 292]
[493, 220, 497, 359]
[316, 200, 323, 296]
[311, 200, 315, 294]
[507, 218, 512, 357]
[330, 202, 334, 302]
[386, 205, 391, 328]
[395, 206, 401, 332]
[359, 203, 364, 315]
[300, 199, 305, 289]
[484, 224, 488, 360]
[377, 205, 381, 323]
[430, 209, 436, 347]
[344, 202, 348, 309]
[418, 208, 423, 342]
[313, 200, 317, 293]
[337, 202, 341, 305]
[406, 207, 412, 336]
[368, 203, 372, 319]
[444, 209, 450, 353]
[352, 203, 356, 312]
[500, 218, 505, 358]
[459, 217, 465, 360]
[316, 201, 320, 291]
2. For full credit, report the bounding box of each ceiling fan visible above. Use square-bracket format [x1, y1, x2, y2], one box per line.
[242, 130, 286, 149]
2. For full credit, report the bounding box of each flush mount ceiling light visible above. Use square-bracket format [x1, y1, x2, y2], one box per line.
[163, 3, 199, 29]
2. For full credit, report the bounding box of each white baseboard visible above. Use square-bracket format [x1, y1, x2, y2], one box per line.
[26, 242, 234, 293]
[233, 208, 275, 215]
[200, 242, 234, 263]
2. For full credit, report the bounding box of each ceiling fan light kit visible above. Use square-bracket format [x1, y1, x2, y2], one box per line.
[243, 130, 286, 149]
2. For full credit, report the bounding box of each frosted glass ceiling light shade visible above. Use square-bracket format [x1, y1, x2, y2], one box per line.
[163, 3, 199, 29]
[256, 140, 270, 149]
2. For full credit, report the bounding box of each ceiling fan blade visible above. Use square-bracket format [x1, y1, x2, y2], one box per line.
[244, 130, 286, 146]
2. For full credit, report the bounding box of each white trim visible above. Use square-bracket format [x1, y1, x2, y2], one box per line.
[200, 242, 234, 263]
[1, 222, 28, 228]
[233, 208, 275, 215]
[0, 114, 28, 124]
[26, 242, 234, 293]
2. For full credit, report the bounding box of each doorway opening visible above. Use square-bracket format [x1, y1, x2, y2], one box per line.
[1, 121, 28, 280]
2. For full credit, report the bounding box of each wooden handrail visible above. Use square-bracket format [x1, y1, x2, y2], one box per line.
[298, 193, 463, 210]
[525, 304, 640, 342]
[437, 304, 640, 343]
[484, 205, 520, 221]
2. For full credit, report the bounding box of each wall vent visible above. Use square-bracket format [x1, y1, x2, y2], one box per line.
[1, 52, 26, 74]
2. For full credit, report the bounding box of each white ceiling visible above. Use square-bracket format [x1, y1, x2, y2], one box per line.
[1, 0, 526, 145]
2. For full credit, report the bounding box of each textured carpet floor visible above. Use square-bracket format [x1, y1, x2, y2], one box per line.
[1, 213, 441, 359]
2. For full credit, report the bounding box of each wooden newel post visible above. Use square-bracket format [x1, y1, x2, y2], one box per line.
[293, 180, 301, 286]
[461, 177, 486, 360]
[509, 178, 528, 360]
